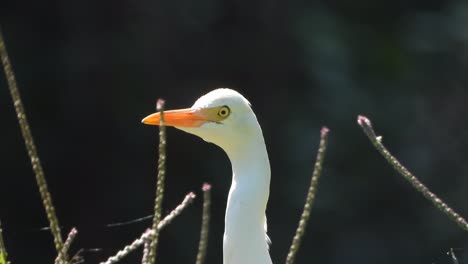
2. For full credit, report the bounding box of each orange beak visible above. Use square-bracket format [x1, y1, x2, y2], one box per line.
[141, 108, 209, 127]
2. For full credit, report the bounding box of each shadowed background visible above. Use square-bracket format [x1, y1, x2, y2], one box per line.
[0, 0, 467, 263]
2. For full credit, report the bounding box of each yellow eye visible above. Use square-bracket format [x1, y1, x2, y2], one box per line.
[217, 106, 230, 118]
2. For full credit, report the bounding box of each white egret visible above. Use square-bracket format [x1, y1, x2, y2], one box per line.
[142, 88, 272, 264]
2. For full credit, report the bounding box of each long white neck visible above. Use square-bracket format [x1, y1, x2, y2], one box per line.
[222, 130, 272, 264]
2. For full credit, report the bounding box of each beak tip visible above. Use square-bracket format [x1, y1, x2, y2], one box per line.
[141, 117, 151, 125]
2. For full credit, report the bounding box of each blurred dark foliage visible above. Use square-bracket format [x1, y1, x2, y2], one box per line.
[0, 0, 467, 263]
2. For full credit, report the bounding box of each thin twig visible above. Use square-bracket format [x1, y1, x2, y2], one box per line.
[106, 215, 153, 227]
[195, 183, 212, 264]
[100, 192, 196, 264]
[55, 228, 78, 264]
[357, 115, 468, 231]
[0, 30, 67, 263]
[70, 249, 85, 264]
[286, 127, 330, 264]
[147, 99, 167, 264]
[448, 248, 459, 264]
[0, 221, 9, 264]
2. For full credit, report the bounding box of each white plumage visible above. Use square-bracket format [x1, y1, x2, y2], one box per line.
[143, 88, 272, 264]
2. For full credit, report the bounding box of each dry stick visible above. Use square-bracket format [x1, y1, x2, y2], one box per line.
[55, 228, 78, 264]
[0, 221, 9, 264]
[285, 127, 330, 264]
[0, 30, 67, 263]
[357, 115, 468, 231]
[195, 183, 212, 264]
[101, 192, 196, 264]
[146, 99, 167, 264]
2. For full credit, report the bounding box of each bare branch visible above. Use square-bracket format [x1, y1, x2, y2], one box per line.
[146, 99, 167, 264]
[195, 183, 212, 264]
[0, 29, 67, 263]
[286, 127, 330, 264]
[357, 115, 468, 231]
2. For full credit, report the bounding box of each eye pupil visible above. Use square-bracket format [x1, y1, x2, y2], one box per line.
[218, 106, 230, 117]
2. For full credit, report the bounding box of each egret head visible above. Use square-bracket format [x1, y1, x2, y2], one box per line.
[142, 88, 261, 151]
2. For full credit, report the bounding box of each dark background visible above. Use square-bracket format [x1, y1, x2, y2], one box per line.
[1, 0, 467, 263]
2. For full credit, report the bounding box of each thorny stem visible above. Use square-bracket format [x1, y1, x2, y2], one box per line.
[147, 99, 167, 264]
[0, 30, 67, 263]
[357, 115, 468, 231]
[285, 127, 330, 264]
[195, 183, 212, 264]
[0, 221, 9, 264]
[101, 192, 196, 264]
